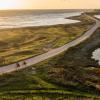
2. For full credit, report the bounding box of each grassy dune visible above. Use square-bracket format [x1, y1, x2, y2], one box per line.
[0, 14, 94, 66]
[33, 27, 100, 98]
[0, 14, 100, 99]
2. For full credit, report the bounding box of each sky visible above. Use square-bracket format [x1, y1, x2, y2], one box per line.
[0, 0, 100, 10]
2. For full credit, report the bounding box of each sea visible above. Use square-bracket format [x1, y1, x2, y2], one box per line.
[0, 10, 83, 29]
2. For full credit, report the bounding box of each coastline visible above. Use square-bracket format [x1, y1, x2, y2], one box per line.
[0, 11, 83, 29]
[0, 14, 95, 66]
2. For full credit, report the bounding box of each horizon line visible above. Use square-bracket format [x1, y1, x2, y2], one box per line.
[0, 8, 97, 11]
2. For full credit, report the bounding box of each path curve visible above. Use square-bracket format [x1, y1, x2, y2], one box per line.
[0, 16, 100, 75]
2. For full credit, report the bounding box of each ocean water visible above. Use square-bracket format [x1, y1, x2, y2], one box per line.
[95, 15, 100, 19]
[0, 10, 83, 29]
[92, 48, 100, 65]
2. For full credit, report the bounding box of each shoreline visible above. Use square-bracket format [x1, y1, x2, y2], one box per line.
[0, 21, 81, 30]
[0, 11, 83, 30]
[0, 12, 97, 31]
[0, 22, 80, 30]
[0, 14, 84, 30]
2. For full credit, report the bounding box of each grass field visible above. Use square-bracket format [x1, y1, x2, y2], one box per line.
[0, 14, 94, 66]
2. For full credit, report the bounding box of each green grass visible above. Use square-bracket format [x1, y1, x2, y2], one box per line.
[0, 14, 94, 66]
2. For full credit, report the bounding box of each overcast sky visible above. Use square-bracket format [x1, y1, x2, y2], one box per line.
[0, 0, 100, 9]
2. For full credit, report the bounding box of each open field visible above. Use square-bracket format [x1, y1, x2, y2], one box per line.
[0, 14, 94, 66]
